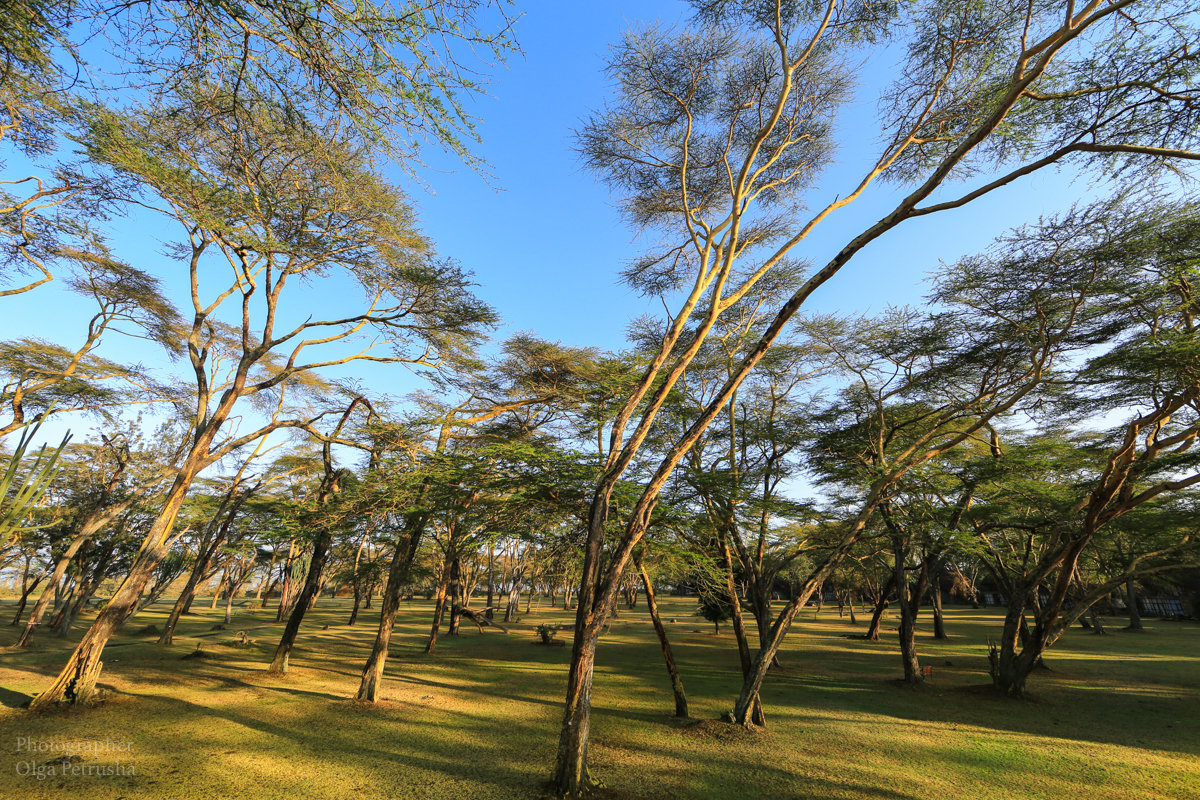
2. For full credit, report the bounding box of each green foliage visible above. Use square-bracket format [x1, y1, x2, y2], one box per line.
[0, 416, 69, 547]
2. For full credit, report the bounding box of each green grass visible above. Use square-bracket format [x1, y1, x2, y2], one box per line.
[0, 597, 1197, 799]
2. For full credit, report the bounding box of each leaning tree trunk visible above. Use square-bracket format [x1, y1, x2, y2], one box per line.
[424, 549, 454, 654]
[718, 532, 765, 725]
[16, 547, 83, 646]
[356, 522, 423, 702]
[268, 529, 333, 674]
[348, 583, 363, 626]
[27, 469, 199, 710]
[637, 557, 687, 718]
[9, 562, 43, 626]
[161, 551, 221, 644]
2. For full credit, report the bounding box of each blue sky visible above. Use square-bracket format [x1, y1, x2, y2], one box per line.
[2, 0, 1108, 447]
[403, 1, 1099, 354]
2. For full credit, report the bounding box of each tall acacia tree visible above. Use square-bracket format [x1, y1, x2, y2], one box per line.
[28, 96, 496, 709]
[555, 1, 1200, 792]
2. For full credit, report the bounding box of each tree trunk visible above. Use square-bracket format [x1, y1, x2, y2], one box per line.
[637, 558, 687, 718]
[9, 561, 43, 626]
[1125, 579, 1143, 631]
[718, 531, 765, 725]
[28, 466, 199, 709]
[447, 554, 463, 636]
[991, 599, 1031, 694]
[866, 573, 895, 641]
[356, 522, 423, 702]
[210, 571, 226, 610]
[16, 548, 81, 647]
[275, 539, 298, 622]
[930, 569, 947, 639]
[425, 549, 453, 654]
[894, 540, 922, 685]
[161, 553, 219, 645]
[57, 578, 96, 637]
[486, 542, 495, 621]
[349, 583, 362, 626]
[268, 530, 333, 674]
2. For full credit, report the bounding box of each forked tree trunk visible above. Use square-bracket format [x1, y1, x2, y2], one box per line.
[991, 600, 1032, 694]
[637, 557, 687, 718]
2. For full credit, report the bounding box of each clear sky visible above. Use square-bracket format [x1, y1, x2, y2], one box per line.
[2, 0, 1113, 445]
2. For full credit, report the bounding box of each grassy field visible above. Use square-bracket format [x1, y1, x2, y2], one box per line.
[0, 596, 1197, 799]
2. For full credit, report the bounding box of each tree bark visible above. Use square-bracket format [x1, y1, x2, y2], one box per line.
[447, 553, 463, 636]
[930, 567, 947, 639]
[16, 551, 77, 646]
[425, 548, 454, 654]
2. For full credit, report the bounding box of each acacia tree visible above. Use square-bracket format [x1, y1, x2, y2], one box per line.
[963, 201, 1200, 693]
[1, 0, 515, 296]
[0, 253, 181, 437]
[269, 396, 374, 674]
[354, 338, 593, 701]
[28, 95, 495, 708]
[15, 424, 183, 647]
[555, 1, 1200, 791]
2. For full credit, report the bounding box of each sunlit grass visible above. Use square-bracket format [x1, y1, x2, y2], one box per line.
[1, 597, 1196, 799]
